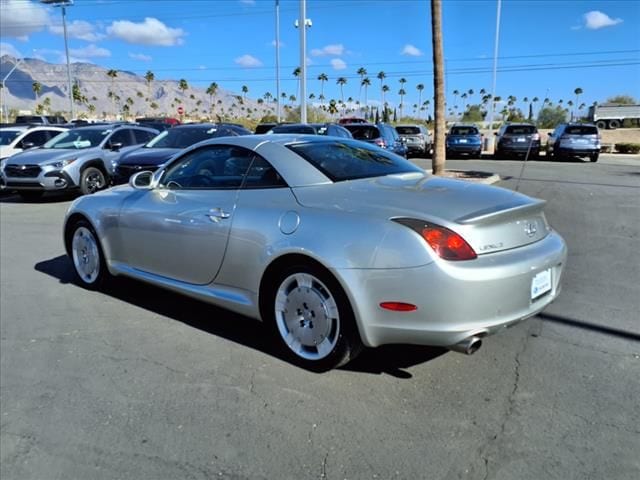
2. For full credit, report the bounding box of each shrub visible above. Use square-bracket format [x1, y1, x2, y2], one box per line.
[615, 143, 640, 154]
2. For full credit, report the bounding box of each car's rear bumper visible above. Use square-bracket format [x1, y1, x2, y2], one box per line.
[446, 144, 482, 154]
[554, 147, 599, 157]
[334, 230, 567, 349]
[498, 143, 541, 154]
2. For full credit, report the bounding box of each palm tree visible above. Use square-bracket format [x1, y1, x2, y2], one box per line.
[107, 69, 118, 117]
[452, 89, 459, 111]
[317, 73, 328, 107]
[479, 88, 486, 97]
[178, 78, 188, 109]
[573, 87, 583, 120]
[382, 84, 390, 108]
[32, 81, 42, 105]
[398, 88, 406, 119]
[241, 85, 249, 104]
[144, 70, 154, 113]
[336, 77, 347, 105]
[361, 77, 371, 114]
[357, 67, 367, 108]
[292, 67, 301, 99]
[461, 92, 468, 113]
[206, 82, 218, 117]
[377, 71, 386, 106]
[467, 88, 474, 106]
[416, 83, 425, 118]
[431, 0, 446, 175]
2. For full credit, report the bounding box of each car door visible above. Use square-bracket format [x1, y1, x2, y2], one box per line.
[117, 144, 254, 285]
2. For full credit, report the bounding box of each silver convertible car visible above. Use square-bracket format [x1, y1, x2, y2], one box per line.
[63, 135, 567, 370]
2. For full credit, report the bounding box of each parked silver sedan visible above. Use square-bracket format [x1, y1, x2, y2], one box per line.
[63, 135, 567, 370]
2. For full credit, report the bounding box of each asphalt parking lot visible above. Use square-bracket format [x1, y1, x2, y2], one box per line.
[1, 154, 639, 480]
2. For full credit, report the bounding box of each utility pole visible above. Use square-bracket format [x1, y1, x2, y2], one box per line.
[488, 0, 502, 150]
[275, 0, 281, 122]
[296, 0, 311, 123]
[42, 0, 74, 119]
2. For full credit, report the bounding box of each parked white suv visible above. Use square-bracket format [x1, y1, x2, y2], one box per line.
[0, 125, 68, 161]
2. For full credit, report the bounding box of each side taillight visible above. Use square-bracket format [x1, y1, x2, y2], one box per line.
[393, 218, 477, 261]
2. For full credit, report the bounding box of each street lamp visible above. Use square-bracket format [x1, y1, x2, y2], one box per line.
[41, 0, 74, 119]
[487, 0, 501, 152]
[295, 0, 312, 123]
[275, 0, 281, 122]
[1, 57, 24, 123]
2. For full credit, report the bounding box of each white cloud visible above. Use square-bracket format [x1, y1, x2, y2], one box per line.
[401, 44, 423, 57]
[270, 39, 285, 47]
[311, 44, 345, 57]
[107, 17, 185, 46]
[239, 0, 256, 4]
[69, 44, 111, 59]
[234, 54, 263, 68]
[583, 11, 623, 29]
[330, 58, 347, 70]
[49, 20, 105, 42]
[198, 65, 207, 70]
[0, 42, 22, 58]
[129, 52, 152, 62]
[0, 0, 49, 39]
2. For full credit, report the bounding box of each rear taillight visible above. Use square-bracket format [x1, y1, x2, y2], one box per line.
[532, 133, 540, 141]
[393, 219, 477, 261]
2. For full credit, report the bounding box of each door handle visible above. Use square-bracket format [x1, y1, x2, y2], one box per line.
[205, 208, 230, 222]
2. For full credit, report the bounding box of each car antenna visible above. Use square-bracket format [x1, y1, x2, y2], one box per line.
[513, 131, 535, 192]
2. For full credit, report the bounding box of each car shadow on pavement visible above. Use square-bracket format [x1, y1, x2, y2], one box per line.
[0, 192, 77, 203]
[35, 254, 446, 377]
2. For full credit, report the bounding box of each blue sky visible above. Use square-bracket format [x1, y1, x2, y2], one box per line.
[1, 0, 639, 112]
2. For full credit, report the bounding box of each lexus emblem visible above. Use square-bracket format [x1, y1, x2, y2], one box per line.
[524, 221, 537, 237]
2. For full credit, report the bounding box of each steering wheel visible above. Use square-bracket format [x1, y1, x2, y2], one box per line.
[186, 174, 215, 187]
[166, 180, 182, 189]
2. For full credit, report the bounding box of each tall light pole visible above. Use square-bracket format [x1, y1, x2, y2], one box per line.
[295, 0, 311, 123]
[275, 0, 281, 122]
[488, 0, 501, 150]
[1, 58, 24, 123]
[41, 0, 74, 119]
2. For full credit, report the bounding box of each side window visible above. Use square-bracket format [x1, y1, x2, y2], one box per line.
[161, 145, 254, 190]
[108, 129, 134, 147]
[243, 155, 287, 189]
[22, 130, 49, 147]
[133, 129, 156, 144]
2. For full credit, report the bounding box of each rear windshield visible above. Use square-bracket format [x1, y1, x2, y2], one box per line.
[505, 125, 537, 134]
[286, 139, 421, 182]
[343, 125, 380, 140]
[565, 125, 598, 135]
[271, 125, 317, 134]
[396, 126, 421, 135]
[450, 126, 479, 135]
[146, 126, 234, 148]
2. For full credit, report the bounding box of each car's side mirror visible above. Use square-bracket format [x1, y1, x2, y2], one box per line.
[108, 142, 123, 151]
[21, 141, 36, 149]
[129, 170, 154, 190]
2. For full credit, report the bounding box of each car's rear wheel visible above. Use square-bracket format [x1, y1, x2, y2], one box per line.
[608, 120, 620, 130]
[590, 153, 599, 162]
[18, 191, 43, 201]
[595, 120, 607, 130]
[266, 263, 362, 371]
[80, 167, 107, 195]
[69, 220, 110, 289]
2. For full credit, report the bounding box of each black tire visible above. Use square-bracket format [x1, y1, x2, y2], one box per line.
[608, 119, 620, 130]
[596, 120, 607, 130]
[547, 150, 555, 161]
[66, 219, 110, 290]
[263, 262, 363, 371]
[590, 153, 599, 162]
[18, 191, 43, 201]
[80, 166, 107, 196]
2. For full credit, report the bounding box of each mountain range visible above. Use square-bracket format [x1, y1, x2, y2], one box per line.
[0, 55, 270, 120]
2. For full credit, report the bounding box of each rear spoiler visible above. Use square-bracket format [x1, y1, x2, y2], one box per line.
[456, 198, 546, 225]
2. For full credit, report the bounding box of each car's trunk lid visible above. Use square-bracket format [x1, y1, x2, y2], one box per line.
[292, 173, 549, 255]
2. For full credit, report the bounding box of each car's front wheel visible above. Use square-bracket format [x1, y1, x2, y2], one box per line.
[80, 167, 107, 195]
[266, 263, 362, 371]
[68, 220, 110, 289]
[590, 153, 599, 162]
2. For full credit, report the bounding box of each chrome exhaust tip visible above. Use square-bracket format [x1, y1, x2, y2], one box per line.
[450, 336, 482, 355]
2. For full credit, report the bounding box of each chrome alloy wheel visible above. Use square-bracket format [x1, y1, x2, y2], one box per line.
[71, 226, 100, 284]
[85, 171, 105, 193]
[274, 273, 340, 361]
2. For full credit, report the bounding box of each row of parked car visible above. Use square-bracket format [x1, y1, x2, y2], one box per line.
[0, 118, 602, 200]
